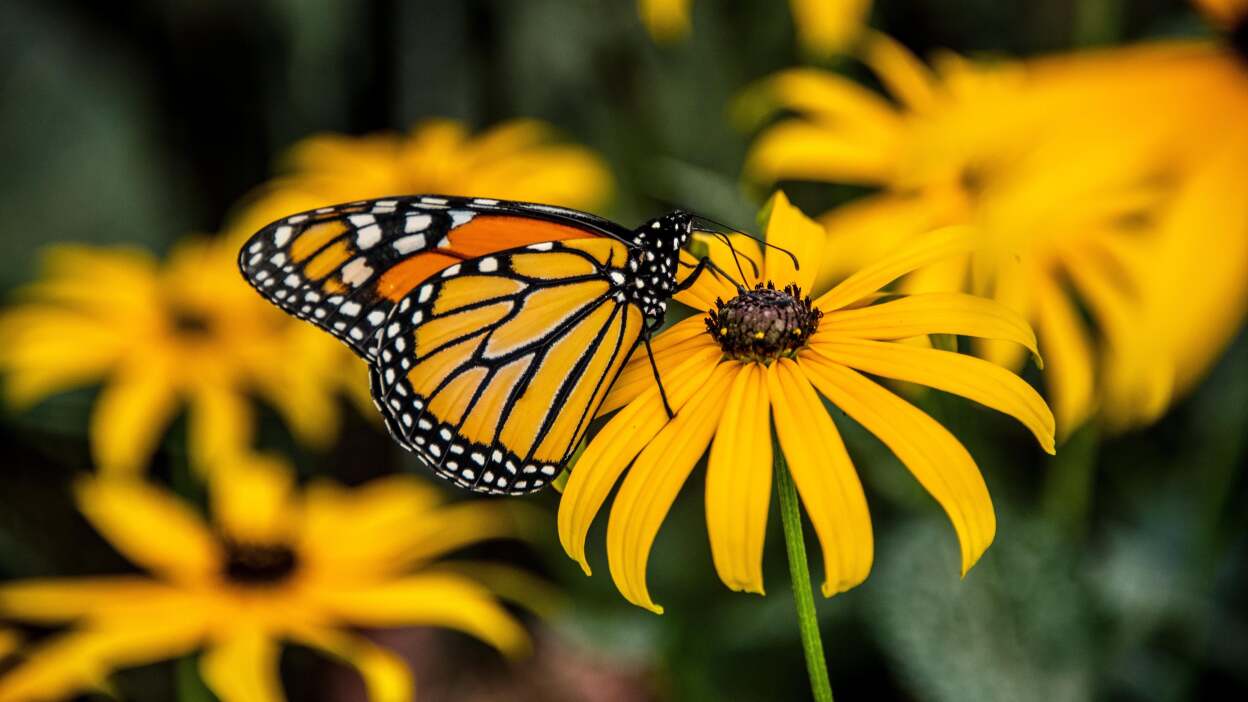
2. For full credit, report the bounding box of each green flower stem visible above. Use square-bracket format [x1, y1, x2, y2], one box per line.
[775, 451, 834, 702]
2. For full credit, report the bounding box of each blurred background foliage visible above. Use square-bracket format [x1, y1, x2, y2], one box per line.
[1, 0, 1245, 700]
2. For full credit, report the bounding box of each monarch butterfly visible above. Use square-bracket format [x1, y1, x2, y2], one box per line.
[239, 195, 735, 495]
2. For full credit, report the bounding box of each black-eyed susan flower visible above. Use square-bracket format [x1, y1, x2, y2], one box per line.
[740, 32, 1245, 436]
[558, 192, 1055, 613]
[0, 454, 534, 702]
[639, 0, 872, 56]
[0, 238, 366, 476]
[229, 118, 612, 245]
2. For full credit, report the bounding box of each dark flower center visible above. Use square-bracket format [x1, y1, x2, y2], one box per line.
[706, 282, 822, 363]
[222, 540, 298, 585]
[1232, 16, 1248, 63]
[171, 308, 213, 336]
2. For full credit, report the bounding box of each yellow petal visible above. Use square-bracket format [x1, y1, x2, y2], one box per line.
[0, 630, 18, 661]
[290, 627, 413, 702]
[559, 346, 723, 575]
[814, 225, 975, 313]
[799, 354, 995, 574]
[761, 191, 827, 294]
[819, 292, 1041, 362]
[1062, 243, 1172, 430]
[735, 69, 901, 143]
[859, 31, 937, 112]
[0, 310, 124, 409]
[813, 192, 945, 293]
[1031, 276, 1097, 439]
[188, 383, 254, 477]
[75, 478, 222, 584]
[745, 120, 898, 186]
[705, 364, 771, 595]
[199, 630, 283, 702]
[0, 618, 207, 702]
[810, 338, 1055, 453]
[790, 0, 871, 57]
[211, 454, 297, 545]
[427, 561, 566, 619]
[303, 500, 531, 582]
[606, 361, 737, 613]
[600, 316, 717, 416]
[307, 574, 529, 658]
[638, 0, 691, 42]
[0, 577, 185, 623]
[767, 359, 873, 596]
[90, 354, 181, 477]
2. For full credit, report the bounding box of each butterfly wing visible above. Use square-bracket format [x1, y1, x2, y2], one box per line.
[238, 195, 632, 359]
[371, 237, 644, 494]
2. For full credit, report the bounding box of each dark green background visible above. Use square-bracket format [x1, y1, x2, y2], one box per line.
[1, 1, 1244, 700]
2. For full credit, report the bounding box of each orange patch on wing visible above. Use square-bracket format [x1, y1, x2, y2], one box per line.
[303, 240, 353, 280]
[377, 253, 460, 301]
[485, 281, 610, 358]
[447, 216, 598, 256]
[291, 221, 348, 262]
[433, 276, 526, 315]
[427, 366, 489, 426]
[415, 302, 513, 355]
[499, 298, 614, 460]
[321, 277, 347, 295]
[459, 354, 534, 445]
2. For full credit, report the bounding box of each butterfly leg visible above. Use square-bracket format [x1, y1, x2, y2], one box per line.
[675, 256, 748, 294]
[643, 331, 675, 419]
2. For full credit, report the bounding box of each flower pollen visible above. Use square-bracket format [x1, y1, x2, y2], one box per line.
[706, 282, 821, 363]
[222, 540, 298, 585]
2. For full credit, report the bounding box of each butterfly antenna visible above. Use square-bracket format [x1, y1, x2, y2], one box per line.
[711, 230, 757, 285]
[643, 331, 675, 419]
[692, 213, 800, 271]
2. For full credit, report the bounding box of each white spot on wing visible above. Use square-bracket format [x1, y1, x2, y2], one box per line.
[393, 233, 426, 254]
[356, 224, 382, 249]
[478, 257, 498, 273]
[341, 258, 374, 287]
[273, 226, 293, 247]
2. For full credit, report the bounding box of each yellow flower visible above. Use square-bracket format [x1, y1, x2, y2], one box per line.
[0, 238, 366, 476]
[741, 32, 1248, 435]
[557, 193, 1054, 613]
[638, 0, 871, 57]
[0, 630, 18, 662]
[229, 118, 612, 244]
[0, 454, 533, 702]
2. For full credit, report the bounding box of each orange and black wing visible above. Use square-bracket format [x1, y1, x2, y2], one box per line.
[370, 236, 645, 494]
[238, 195, 633, 359]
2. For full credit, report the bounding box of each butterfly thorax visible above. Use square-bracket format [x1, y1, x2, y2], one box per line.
[625, 211, 692, 329]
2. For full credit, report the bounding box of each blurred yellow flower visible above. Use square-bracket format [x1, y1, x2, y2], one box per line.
[639, 0, 871, 56]
[230, 118, 612, 244]
[0, 630, 18, 662]
[558, 193, 1054, 613]
[742, 32, 1248, 436]
[0, 455, 533, 702]
[0, 239, 367, 476]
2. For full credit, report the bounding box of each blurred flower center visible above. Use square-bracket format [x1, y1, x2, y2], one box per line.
[222, 540, 298, 585]
[706, 283, 821, 363]
[1232, 17, 1248, 61]
[169, 306, 215, 337]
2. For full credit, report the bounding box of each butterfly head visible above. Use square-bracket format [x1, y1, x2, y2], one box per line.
[628, 211, 693, 329]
